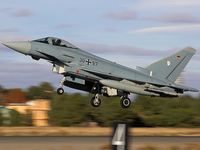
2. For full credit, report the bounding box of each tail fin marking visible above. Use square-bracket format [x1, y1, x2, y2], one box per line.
[145, 47, 196, 83]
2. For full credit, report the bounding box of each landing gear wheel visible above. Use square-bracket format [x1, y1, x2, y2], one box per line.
[57, 88, 64, 95]
[57, 76, 66, 95]
[91, 96, 101, 107]
[120, 97, 131, 108]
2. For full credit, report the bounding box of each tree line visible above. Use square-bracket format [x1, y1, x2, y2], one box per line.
[0, 82, 200, 127]
[48, 92, 200, 127]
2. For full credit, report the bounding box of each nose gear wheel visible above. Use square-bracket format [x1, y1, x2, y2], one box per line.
[57, 76, 66, 95]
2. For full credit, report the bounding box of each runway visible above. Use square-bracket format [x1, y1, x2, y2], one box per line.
[0, 136, 200, 150]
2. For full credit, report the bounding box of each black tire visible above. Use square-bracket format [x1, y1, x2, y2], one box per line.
[91, 97, 101, 107]
[120, 97, 131, 108]
[57, 88, 64, 95]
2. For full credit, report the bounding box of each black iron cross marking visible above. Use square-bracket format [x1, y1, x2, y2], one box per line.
[86, 59, 91, 65]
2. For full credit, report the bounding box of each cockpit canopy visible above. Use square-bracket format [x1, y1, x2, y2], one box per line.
[32, 37, 78, 49]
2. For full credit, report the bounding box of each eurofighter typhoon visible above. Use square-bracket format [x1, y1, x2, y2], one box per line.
[2, 37, 199, 108]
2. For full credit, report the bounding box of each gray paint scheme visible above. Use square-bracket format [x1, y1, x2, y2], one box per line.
[2, 37, 199, 107]
[146, 47, 196, 83]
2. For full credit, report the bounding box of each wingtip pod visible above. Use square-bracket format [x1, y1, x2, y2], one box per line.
[183, 47, 196, 54]
[190, 88, 199, 92]
[184, 86, 199, 92]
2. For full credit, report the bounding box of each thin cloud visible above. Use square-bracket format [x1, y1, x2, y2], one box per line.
[103, 27, 118, 32]
[75, 41, 171, 56]
[129, 24, 200, 34]
[146, 13, 200, 23]
[12, 9, 33, 17]
[102, 10, 137, 20]
[54, 24, 75, 29]
[0, 60, 58, 89]
[0, 8, 13, 13]
[0, 27, 19, 33]
[133, 0, 200, 10]
[75, 42, 200, 62]
[0, 35, 34, 42]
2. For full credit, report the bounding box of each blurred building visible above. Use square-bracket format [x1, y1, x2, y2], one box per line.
[28, 100, 50, 126]
[6, 99, 50, 126]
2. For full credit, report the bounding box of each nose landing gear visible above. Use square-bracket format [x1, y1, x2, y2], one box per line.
[57, 76, 66, 95]
[57, 88, 64, 95]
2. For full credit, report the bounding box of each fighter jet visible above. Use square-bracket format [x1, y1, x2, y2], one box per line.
[2, 37, 199, 108]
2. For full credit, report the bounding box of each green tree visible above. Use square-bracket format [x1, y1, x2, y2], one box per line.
[0, 111, 3, 126]
[132, 95, 200, 127]
[39, 82, 54, 99]
[48, 93, 89, 126]
[10, 110, 33, 126]
[89, 96, 139, 127]
[0, 85, 3, 92]
[20, 111, 33, 126]
[26, 86, 42, 100]
[27, 82, 54, 100]
[48, 92, 200, 127]
[10, 110, 20, 126]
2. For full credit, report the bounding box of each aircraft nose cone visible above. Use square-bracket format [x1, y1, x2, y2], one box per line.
[2, 41, 31, 55]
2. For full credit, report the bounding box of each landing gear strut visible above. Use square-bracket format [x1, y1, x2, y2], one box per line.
[120, 96, 131, 108]
[57, 76, 66, 95]
[91, 94, 101, 107]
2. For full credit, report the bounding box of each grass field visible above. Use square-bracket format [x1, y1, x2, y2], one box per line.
[1, 127, 200, 136]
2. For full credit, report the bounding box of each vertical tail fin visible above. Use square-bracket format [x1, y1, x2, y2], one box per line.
[145, 47, 196, 83]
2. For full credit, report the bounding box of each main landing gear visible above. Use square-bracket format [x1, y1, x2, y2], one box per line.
[120, 96, 131, 108]
[91, 94, 101, 107]
[90, 94, 131, 108]
[57, 77, 66, 95]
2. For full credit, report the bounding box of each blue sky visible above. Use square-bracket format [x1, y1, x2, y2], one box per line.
[0, 0, 199, 96]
